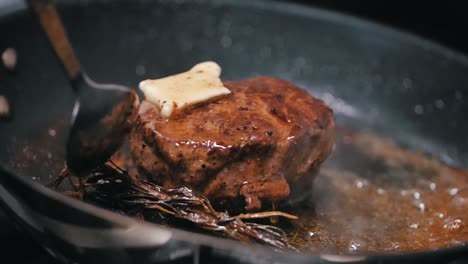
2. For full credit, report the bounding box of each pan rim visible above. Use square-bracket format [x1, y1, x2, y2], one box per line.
[2, 0, 468, 67]
[1, 0, 468, 261]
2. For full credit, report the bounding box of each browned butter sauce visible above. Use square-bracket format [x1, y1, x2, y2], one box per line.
[286, 127, 468, 254]
[9, 121, 467, 254]
[102, 125, 468, 254]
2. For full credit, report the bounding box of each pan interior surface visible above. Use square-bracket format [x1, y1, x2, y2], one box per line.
[1, 0, 468, 257]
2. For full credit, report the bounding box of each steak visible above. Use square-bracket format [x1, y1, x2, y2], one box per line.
[129, 76, 335, 211]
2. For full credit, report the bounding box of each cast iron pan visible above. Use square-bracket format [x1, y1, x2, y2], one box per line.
[1, 0, 468, 263]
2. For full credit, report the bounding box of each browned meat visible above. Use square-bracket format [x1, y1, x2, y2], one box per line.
[129, 76, 335, 211]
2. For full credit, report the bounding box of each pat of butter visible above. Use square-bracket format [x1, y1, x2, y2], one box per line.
[139, 61, 231, 117]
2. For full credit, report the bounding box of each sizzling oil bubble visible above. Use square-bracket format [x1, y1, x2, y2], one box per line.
[410, 223, 419, 229]
[97, 179, 110, 185]
[451, 240, 465, 246]
[414, 202, 425, 212]
[347, 240, 366, 253]
[402, 78, 413, 90]
[2, 47, 17, 71]
[413, 192, 421, 200]
[356, 181, 364, 189]
[449, 188, 459, 196]
[429, 182, 437, 191]
[355, 180, 366, 188]
[434, 99, 445, 109]
[443, 218, 463, 230]
[392, 242, 401, 250]
[48, 129, 57, 137]
[414, 105, 424, 115]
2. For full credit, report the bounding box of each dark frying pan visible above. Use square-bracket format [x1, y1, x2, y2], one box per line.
[1, 0, 468, 263]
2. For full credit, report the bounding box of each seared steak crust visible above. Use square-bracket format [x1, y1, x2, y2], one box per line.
[130, 76, 335, 211]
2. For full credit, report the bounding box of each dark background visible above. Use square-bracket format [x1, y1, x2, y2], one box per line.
[1, 0, 467, 263]
[293, 0, 468, 55]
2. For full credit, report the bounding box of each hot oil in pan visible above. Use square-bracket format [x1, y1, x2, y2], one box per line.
[8, 123, 468, 254]
[286, 127, 468, 254]
[108, 125, 468, 254]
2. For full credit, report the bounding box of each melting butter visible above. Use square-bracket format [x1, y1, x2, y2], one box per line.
[139, 61, 231, 117]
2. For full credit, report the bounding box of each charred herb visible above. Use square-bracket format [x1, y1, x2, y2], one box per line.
[53, 163, 297, 250]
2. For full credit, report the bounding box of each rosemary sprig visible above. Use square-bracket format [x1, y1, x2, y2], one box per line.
[58, 163, 297, 250]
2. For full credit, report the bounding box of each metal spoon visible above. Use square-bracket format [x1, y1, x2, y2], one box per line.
[30, 0, 139, 176]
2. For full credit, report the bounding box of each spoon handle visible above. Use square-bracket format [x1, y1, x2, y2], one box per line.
[30, 0, 81, 80]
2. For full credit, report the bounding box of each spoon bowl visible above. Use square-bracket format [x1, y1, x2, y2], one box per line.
[66, 74, 138, 176]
